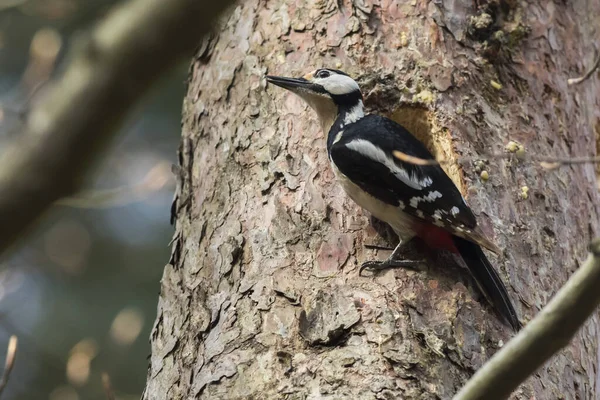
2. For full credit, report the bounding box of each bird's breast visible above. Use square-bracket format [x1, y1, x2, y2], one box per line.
[329, 160, 416, 241]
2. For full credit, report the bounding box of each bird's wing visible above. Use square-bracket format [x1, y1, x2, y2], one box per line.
[330, 115, 499, 253]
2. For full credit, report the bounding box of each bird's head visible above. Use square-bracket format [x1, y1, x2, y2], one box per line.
[266, 68, 363, 132]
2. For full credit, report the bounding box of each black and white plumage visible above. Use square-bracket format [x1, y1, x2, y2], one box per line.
[266, 68, 520, 330]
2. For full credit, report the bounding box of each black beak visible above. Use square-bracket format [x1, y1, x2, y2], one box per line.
[266, 75, 311, 91]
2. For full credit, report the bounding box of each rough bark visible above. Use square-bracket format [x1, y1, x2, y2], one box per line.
[144, 1, 600, 399]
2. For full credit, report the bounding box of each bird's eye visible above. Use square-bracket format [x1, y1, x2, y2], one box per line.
[317, 70, 330, 79]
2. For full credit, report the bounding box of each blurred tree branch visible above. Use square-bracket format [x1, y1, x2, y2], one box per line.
[0, 0, 237, 256]
[102, 372, 115, 400]
[0, 336, 17, 398]
[0, 0, 27, 12]
[454, 238, 600, 400]
[56, 161, 173, 209]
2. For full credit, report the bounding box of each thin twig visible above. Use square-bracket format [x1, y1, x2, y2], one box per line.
[0, 336, 18, 397]
[454, 238, 600, 400]
[392, 149, 600, 170]
[568, 48, 600, 85]
[102, 372, 115, 400]
[364, 244, 395, 251]
[0, 0, 237, 257]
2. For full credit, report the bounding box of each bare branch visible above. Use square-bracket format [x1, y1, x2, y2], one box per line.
[102, 372, 115, 400]
[392, 150, 600, 170]
[0, 0, 236, 256]
[568, 48, 600, 85]
[454, 238, 600, 400]
[0, 336, 18, 397]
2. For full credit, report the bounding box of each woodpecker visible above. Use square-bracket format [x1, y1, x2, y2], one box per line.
[266, 68, 520, 330]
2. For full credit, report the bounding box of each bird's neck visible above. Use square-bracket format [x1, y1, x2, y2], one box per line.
[326, 100, 365, 151]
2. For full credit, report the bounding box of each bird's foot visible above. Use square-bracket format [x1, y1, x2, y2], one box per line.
[359, 257, 424, 276]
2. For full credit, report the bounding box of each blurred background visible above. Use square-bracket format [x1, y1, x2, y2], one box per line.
[0, 0, 184, 398]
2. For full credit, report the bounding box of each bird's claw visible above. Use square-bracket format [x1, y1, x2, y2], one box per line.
[359, 258, 424, 276]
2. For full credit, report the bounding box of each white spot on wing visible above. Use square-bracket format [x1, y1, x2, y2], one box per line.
[345, 139, 425, 190]
[421, 177, 433, 187]
[409, 197, 420, 208]
[450, 206, 460, 216]
[425, 191, 442, 202]
[416, 210, 424, 218]
[409, 190, 442, 208]
[333, 130, 344, 145]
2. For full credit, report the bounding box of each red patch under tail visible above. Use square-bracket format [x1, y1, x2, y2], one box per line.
[412, 222, 458, 253]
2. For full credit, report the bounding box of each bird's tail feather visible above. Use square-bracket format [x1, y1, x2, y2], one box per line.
[452, 235, 521, 331]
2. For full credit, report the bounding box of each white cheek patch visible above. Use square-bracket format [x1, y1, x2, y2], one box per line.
[315, 74, 360, 95]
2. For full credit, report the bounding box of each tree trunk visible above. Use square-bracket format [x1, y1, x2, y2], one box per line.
[144, 1, 600, 398]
